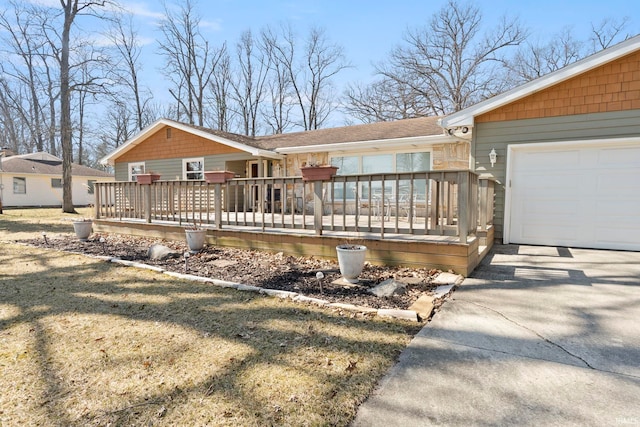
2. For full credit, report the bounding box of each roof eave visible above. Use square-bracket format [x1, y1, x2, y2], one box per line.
[100, 119, 283, 165]
[275, 134, 456, 154]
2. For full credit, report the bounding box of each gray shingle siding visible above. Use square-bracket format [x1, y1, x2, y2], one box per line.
[474, 109, 640, 241]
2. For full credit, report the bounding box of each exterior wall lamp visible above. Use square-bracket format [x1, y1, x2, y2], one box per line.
[489, 148, 497, 167]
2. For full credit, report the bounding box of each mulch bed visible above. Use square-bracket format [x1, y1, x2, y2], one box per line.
[25, 233, 444, 310]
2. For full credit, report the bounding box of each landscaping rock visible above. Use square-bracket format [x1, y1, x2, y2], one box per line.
[377, 309, 419, 322]
[408, 295, 435, 320]
[434, 284, 455, 299]
[148, 244, 180, 260]
[433, 272, 463, 285]
[368, 279, 407, 297]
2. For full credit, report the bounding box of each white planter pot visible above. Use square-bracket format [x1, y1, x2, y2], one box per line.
[72, 220, 93, 241]
[185, 229, 206, 252]
[336, 244, 367, 283]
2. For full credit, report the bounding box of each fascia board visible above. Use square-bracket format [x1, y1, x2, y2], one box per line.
[275, 134, 455, 154]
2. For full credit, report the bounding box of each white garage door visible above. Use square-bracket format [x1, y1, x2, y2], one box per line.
[507, 138, 640, 251]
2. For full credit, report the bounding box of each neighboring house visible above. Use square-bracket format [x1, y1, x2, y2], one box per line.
[101, 34, 640, 253]
[0, 151, 114, 208]
[441, 34, 640, 251]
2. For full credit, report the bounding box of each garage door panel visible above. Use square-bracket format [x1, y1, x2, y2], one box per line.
[598, 146, 640, 165]
[508, 140, 640, 251]
[519, 150, 581, 171]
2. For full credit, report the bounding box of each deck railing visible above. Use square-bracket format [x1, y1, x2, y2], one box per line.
[94, 170, 493, 243]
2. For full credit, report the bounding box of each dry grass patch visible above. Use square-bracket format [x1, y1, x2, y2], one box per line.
[0, 240, 418, 426]
[0, 207, 93, 241]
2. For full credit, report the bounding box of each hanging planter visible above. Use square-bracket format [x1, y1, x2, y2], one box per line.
[72, 219, 93, 241]
[136, 173, 161, 184]
[336, 244, 367, 283]
[300, 165, 338, 182]
[204, 170, 235, 183]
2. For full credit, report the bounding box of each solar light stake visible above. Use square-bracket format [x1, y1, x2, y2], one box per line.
[184, 251, 190, 273]
[42, 231, 48, 245]
[316, 271, 325, 294]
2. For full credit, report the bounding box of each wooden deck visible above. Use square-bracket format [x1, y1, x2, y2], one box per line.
[94, 216, 493, 276]
[94, 171, 495, 275]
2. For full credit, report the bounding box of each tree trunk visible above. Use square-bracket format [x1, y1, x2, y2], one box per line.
[60, 0, 76, 213]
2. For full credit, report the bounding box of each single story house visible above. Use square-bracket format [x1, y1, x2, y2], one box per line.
[100, 116, 470, 212]
[100, 33, 640, 254]
[0, 151, 114, 208]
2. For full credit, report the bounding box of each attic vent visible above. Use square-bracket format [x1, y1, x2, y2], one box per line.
[166, 127, 172, 139]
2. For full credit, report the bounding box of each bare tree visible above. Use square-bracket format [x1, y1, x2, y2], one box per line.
[343, 77, 429, 123]
[347, 0, 525, 122]
[230, 30, 270, 136]
[107, 13, 151, 131]
[589, 17, 631, 51]
[158, 0, 217, 127]
[59, 0, 115, 213]
[207, 43, 232, 131]
[260, 25, 294, 134]
[261, 25, 348, 131]
[506, 19, 631, 87]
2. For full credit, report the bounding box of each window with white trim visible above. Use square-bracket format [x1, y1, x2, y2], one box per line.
[13, 177, 26, 194]
[128, 162, 145, 181]
[183, 158, 204, 180]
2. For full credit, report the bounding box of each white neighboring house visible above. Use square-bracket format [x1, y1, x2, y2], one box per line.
[0, 151, 114, 208]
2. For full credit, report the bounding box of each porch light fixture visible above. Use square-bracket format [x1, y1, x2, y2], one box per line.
[489, 148, 497, 167]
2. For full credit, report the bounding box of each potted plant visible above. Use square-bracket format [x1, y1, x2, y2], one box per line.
[204, 170, 235, 183]
[72, 218, 93, 241]
[185, 223, 206, 253]
[136, 173, 161, 184]
[300, 164, 338, 182]
[336, 242, 367, 283]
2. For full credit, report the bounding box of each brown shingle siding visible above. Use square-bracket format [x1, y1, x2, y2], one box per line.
[117, 126, 243, 163]
[477, 50, 640, 123]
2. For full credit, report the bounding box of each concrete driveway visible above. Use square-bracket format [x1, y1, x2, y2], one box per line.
[353, 245, 640, 426]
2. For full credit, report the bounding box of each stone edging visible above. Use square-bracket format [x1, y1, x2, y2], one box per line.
[88, 253, 462, 322]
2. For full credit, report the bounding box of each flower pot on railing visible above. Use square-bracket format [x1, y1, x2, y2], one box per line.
[136, 173, 161, 185]
[204, 170, 235, 184]
[72, 219, 93, 241]
[300, 165, 338, 182]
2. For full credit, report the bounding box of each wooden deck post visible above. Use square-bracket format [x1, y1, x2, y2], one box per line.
[94, 184, 101, 219]
[214, 183, 222, 229]
[144, 185, 152, 223]
[457, 171, 469, 244]
[314, 181, 323, 235]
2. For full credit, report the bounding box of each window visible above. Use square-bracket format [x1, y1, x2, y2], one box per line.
[13, 177, 26, 194]
[183, 158, 204, 180]
[128, 162, 145, 181]
[51, 178, 63, 188]
[87, 180, 96, 194]
[330, 151, 431, 200]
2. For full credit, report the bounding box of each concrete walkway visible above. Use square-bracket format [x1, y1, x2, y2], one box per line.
[353, 245, 640, 426]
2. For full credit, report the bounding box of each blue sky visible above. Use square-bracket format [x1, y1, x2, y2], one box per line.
[124, 0, 639, 104]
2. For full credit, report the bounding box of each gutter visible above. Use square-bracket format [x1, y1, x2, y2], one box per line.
[275, 134, 457, 155]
